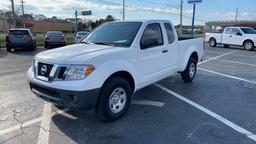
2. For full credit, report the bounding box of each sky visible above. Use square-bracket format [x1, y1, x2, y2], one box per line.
[1, 0, 256, 25]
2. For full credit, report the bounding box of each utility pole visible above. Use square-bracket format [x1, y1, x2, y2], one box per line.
[179, 0, 183, 34]
[21, 0, 25, 27]
[75, 10, 78, 33]
[10, 0, 16, 28]
[21, 0, 25, 16]
[235, 8, 238, 21]
[123, 0, 125, 20]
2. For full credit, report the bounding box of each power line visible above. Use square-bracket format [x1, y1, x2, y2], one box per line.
[87, 0, 207, 22]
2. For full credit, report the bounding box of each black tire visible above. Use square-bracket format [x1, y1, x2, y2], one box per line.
[209, 38, 217, 47]
[96, 76, 132, 121]
[223, 44, 229, 48]
[181, 57, 197, 83]
[7, 46, 11, 52]
[30, 44, 36, 51]
[243, 40, 254, 51]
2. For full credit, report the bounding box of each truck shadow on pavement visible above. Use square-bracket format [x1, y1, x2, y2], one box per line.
[51, 105, 148, 144]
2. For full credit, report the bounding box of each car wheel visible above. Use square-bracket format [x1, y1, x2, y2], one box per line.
[209, 38, 217, 47]
[7, 46, 11, 52]
[243, 40, 254, 51]
[181, 57, 197, 83]
[30, 44, 36, 51]
[96, 76, 131, 121]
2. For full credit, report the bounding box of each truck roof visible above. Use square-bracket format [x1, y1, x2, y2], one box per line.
[225, 26, 252, 29]
[109, 19, 172, 24]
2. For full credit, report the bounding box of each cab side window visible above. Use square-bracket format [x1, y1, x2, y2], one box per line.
[231, 28, 242, 35]
[225, 28, 232, 34]
[164, 23, 175, 44]
[140, 23, 163, 49]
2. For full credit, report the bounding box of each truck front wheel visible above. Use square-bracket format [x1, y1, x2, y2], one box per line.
[96, 76, 131, 121]
[243, 40, 254, 51]
[181, 57, 197, 83]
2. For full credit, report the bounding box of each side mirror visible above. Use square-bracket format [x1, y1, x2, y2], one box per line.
[236, 32, 242, 36]
[140, 38, 158, 49]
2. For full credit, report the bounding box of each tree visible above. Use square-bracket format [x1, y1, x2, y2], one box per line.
[105, 15, 115, 22]
[34, 14, 47, 21]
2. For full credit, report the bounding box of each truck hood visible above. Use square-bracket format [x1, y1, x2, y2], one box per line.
[35, 44, 121, 64]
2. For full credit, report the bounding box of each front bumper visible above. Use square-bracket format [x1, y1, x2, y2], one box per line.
[29, 82, 100, 109]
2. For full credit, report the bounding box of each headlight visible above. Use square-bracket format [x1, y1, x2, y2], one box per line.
[64, 65, 95, 80]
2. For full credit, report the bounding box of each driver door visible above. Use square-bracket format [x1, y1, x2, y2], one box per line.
[135, 23, 170, 87]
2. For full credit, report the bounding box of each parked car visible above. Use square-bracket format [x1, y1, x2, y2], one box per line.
[44, 31, 66, 49]
[74, 31, 88, 43]
[27, 20, 204, 121]
[205, 27, 256, 51]
[6, 28, 36, 52]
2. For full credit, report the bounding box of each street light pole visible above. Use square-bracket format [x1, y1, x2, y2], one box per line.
[123, 0, 125, 20]
[180, 0, 183, 34]
[10, 0, 16, 28]
[191, 4, 196, 38]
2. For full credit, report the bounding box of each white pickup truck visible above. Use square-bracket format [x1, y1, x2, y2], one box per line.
[27, 20, 204, 121]
[205, 27, 256, 51]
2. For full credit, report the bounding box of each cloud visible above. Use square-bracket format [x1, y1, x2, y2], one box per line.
[210, 11, 252, 21]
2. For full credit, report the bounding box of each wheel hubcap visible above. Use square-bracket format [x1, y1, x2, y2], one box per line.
[189, 63, 196, 78]
[245, 42, 253, 50]
[109, 87, 127, 113]
[210, 40, 215, 46]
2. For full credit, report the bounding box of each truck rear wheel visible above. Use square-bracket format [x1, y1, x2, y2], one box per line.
[181, 57, 197, 83]
[96, 76, 131, 121]
[209, 38, 217, 47]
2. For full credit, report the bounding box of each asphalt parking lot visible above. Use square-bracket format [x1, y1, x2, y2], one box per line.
[0, 45, 256, 144]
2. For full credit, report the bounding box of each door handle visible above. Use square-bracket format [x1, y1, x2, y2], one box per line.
[162, 50, 168, 53]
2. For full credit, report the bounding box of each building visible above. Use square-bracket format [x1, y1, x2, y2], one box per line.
[206, 20, 256, 32]
[0, 19, 74, 33]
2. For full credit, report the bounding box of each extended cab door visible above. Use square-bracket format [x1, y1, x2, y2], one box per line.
[222, 28, 233, 44]
[136, 23, 171, 87]
[163, 23, 179, 70]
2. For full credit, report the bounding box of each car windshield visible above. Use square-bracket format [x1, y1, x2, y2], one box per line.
[240, 28, 256, 34]
[47, 31, 64, 36]
[81, 22, 142, 47]
[9, 30, 29, 35]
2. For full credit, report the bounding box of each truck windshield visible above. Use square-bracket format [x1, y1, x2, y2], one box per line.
[240, 28, 256, 34]
[81, 22, 142, 47]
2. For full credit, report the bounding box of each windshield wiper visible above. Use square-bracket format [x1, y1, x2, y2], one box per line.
[80, 41, 91, 44]
[92, 42, 117, 46]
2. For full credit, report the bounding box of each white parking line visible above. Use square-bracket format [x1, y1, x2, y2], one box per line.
[0, 108, 68, 136]
[154, 84, 256, 142]
[132, 100, 165, 107]
[0, 98, 164, 136]
[199, 50, 239, 65]
[37, 102, 52, 144]
[198, 68, 256, 85]
[217, 59, 256, 67]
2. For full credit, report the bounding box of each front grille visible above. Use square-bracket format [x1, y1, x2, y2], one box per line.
[37, 62, 54, 78]
[35, 61, 68, 81]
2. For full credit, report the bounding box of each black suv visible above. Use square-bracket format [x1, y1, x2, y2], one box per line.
[6, 28, 36, 52]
